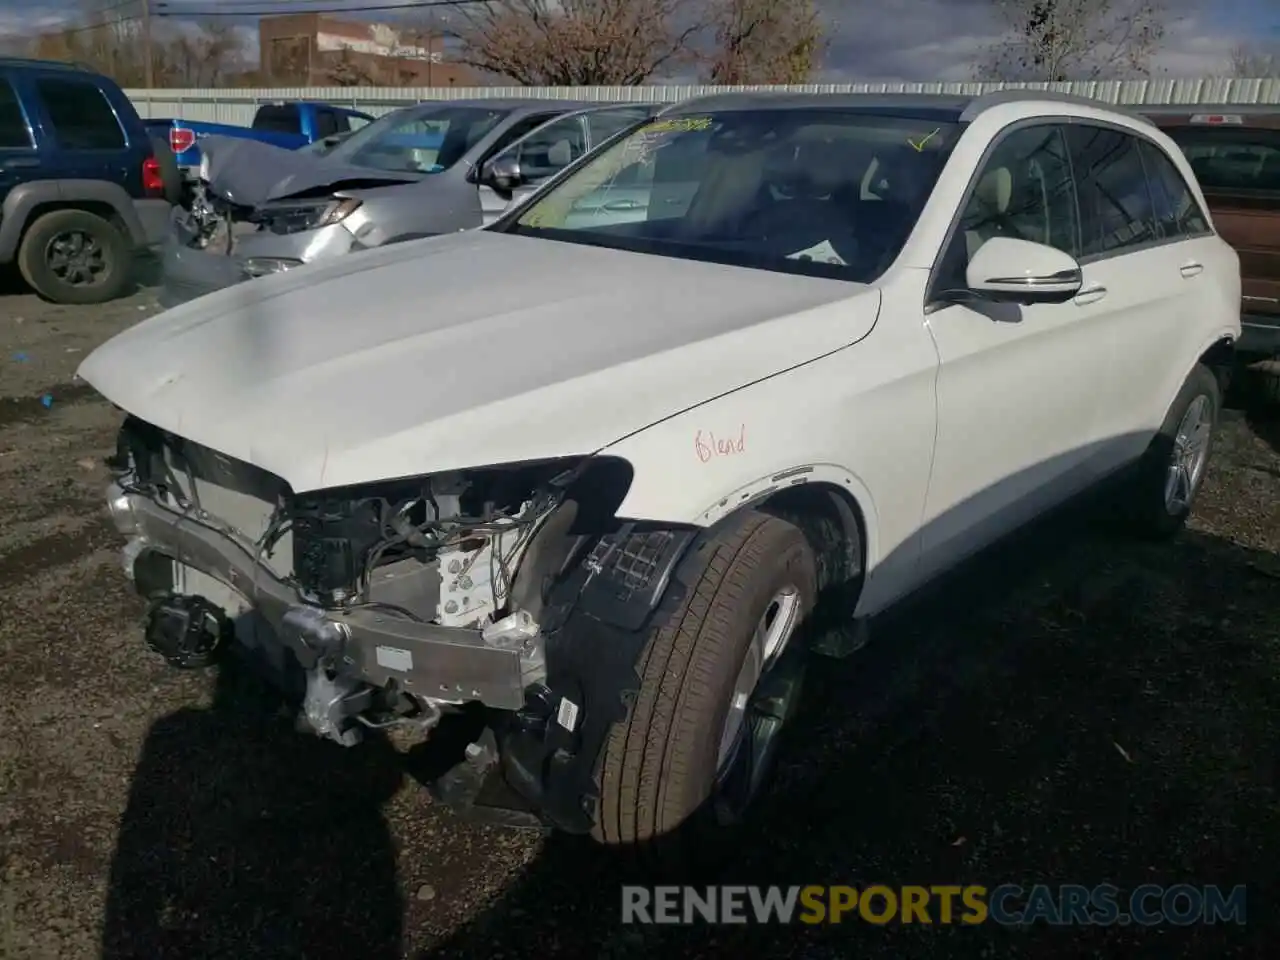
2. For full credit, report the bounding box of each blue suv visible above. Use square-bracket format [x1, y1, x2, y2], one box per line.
[0, 57, 179, 304]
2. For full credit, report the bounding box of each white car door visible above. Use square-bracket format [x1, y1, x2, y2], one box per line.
[919, 123, 1109, 577]
[1067, 126, 1225, 465]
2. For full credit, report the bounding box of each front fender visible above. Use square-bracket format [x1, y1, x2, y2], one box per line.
[0, 180, 146, 259]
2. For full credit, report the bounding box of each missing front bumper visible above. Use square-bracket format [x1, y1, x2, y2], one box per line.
[106, 482, 546, 712]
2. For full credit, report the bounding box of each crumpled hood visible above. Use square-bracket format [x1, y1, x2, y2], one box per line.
[78, 231, 881, 492]
[200, 135, 422, 207]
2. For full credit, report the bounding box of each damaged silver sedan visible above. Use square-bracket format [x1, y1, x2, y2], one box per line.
[161, 99, 656, 306]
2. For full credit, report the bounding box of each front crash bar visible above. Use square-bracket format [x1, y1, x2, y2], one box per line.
[105, 481, 544, 710]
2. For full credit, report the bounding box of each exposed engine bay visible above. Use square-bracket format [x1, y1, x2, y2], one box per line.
[105, 414, 700, 830]
[183, 180, 246, 253]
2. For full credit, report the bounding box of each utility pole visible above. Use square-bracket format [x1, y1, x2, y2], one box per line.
[141, 0, 154, 88]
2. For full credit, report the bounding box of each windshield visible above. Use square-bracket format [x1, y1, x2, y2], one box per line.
[502, 109, 960, 282]
[325, 105, 510, 174]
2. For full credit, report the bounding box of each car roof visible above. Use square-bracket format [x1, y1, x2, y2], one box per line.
[564, 102, 662, 116]
[659, 89, 1158, 128]
[407, 98, 596, 113]
[289, 101, 374, 113]
[662, 92, 974, 123]
[1140, 104, 1280, 129]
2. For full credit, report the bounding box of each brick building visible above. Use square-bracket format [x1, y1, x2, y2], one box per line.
[258, 14, 482, 87]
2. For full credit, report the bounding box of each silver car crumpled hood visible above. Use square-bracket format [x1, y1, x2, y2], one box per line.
[199, 135, 423, 207]
[77, 230, 881, 494]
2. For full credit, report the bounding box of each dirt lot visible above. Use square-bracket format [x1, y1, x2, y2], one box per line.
[0, 272, 1277, 960]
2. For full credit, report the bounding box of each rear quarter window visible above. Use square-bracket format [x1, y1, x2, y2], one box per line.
[35, 77, 126, 150]
[1138, 140, 1211, 237]
[1165, 127, 1280, 195]
[253, 104, 303, 134]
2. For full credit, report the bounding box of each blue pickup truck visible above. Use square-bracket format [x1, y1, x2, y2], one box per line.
[143, 100, 376, 180]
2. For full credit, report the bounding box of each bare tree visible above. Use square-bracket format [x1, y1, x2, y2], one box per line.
[159, 21, 245, 87]
[1229, 43, 1280, 77]
[18, 4, 247, 88]
[26, 1, 150, 85]
[323, 48, 379, 86]
[973, 0, 1168, 82]
[702, 0, 825, 84]
[448, 0, 705, 85]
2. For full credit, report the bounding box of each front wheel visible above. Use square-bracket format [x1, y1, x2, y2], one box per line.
[1124, 363, 1220, 539]
[592, 509, 818, 871]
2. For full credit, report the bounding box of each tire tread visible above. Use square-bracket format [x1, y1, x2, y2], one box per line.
[594, 510, 812, 851]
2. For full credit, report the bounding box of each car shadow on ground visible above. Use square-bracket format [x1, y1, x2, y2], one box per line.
[98, 659, 407, 960]
[0, 252, 161, 301]
[1240, 392, 1280, 459]
[97, 458, 1278, 960]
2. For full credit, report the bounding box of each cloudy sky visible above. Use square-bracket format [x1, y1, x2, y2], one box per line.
[1, 0, 1276, 81]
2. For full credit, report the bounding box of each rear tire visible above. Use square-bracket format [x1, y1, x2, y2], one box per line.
[592, 509, 818, 874]
[1123, 363, 1220, 539]
[17, 209, 131, 305]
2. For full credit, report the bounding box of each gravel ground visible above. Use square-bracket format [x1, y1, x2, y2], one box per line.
[0, 270, 1277, 960]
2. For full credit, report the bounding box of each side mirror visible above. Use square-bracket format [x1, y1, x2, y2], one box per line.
[482, 155, 523, 192]
[965, 236, 1083, 305]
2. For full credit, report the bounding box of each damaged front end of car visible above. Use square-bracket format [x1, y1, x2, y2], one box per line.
[104, 415, 702, 832]
[162, 135, 424, 304]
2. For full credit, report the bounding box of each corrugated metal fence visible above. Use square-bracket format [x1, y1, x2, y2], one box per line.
[124, 77, 1280, 124]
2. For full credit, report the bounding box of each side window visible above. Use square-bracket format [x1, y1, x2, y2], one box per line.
[0, 77, 31, 148]
[34, 78, 125, 150]
[1138, 140, 1210, 238]
[512, 116, 586, 179]
[1067, 126, 1158, 257]
[485, 113, 565, 160]
[585, 108, 650, 148]
[936, 124, 1079, 292]
[253, 104, 303, 134]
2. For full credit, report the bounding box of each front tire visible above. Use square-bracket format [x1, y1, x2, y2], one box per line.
[593, 509, 818, 871]
[1125, 363, 1220, 539]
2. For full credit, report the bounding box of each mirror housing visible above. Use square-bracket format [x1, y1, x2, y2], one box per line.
[965, 237, 1083, 305]
[306, 131, 353, 156]
[482, 155, 523, 192]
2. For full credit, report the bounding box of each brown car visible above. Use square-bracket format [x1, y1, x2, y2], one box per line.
[1144, 106, 1280, 366]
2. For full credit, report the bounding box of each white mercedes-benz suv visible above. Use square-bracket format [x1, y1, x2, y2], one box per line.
[78, 89, 1240, 869]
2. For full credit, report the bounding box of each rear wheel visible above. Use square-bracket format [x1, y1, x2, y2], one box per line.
[592, 509, 818, 872]
[17, 209, 131, 305]
[1123, 363, 1220, 539]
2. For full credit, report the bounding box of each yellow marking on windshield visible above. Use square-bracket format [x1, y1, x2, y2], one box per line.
[907, 127, 941, 152]
[645, 116, 713, 133]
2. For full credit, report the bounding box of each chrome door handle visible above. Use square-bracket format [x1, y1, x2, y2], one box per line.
[1179, 261, 1204, 278]
[1073, 284, 1107, 306]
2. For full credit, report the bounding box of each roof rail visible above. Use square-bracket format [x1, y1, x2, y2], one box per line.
[959, 88, 1156, 127]
[0, 56, 90, 72]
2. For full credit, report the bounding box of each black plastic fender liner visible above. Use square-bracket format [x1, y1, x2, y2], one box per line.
[496, 522, 706, 833]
